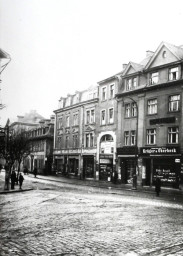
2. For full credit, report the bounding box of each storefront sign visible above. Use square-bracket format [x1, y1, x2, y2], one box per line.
[100, 159, 112, 164]
[140, 147, 179, 155]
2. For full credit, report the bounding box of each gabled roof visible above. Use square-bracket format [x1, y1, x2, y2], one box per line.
[144, 41, 183, 70]
[122, 61, 143, 76]
[0, 48, 11, 59]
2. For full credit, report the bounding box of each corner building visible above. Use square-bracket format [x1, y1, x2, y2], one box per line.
[116, 42, 183, 188]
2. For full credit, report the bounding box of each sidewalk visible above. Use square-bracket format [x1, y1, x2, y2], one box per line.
[0, 171, 33, 194]
[29, 172, 183, 197]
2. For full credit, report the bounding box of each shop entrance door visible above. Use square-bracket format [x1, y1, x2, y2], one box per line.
[145, 159, 151, 186]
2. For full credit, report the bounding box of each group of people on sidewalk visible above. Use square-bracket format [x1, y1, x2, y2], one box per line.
[2, 165, 25, 191]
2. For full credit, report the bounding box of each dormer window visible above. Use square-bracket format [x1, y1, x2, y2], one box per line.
[150, 72, 159, 85]
[169, 67, 178, 81]
[126, 77, 137, 91]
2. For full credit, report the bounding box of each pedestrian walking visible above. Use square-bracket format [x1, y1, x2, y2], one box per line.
[18, 173, 24, 189]
[155, 176, 161, 197]
[4, 164, 10, 191]
[33, 167, 37, 178]
[10, 170, 16, 189]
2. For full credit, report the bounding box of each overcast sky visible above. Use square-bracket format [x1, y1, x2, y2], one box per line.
[0, 0, 183, 125]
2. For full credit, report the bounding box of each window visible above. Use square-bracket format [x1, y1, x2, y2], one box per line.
[73, 134, 78, 148]
[110, 84, 115, 98]
[169, 95, 180, 112]
[150, 72, 159, 85]
[85, 133, 94, 148]
[109, 108, 114, 124]
[86, 109, 95, 124]
[66, 116, 70, 127]
[162, 51, 166, 58]
[102, 87, 107, 101]
[125, 103, 131, 117]
[168, 127, 179, 144]
[101, 110, 106, 125]
[65, 136, 69, 148]
[57, 136, 62, 149]
[126, 77, 137, 91]
[131, 103, 137, 117]
[124, 131, 130, 146]
[147, 129, 156, 145]
[147, 99, 157, 115]
[58, 117, 63, 129]
[131, 130, 136, 145]
[73, 113, 78, 126]
[169, 67, 178, 81]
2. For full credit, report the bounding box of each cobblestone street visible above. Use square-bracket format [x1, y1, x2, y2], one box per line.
[0, 176, 183, 256]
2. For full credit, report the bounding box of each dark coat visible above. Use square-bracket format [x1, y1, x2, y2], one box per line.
[155, 177, 161, 192]
[19, 174, 24, 184]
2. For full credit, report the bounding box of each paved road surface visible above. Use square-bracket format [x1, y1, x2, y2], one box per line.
[0, 176, 183, 256]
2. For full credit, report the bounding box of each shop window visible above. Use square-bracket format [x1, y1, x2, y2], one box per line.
[101, 110, 106, 125]
[169, 95, 180, 112]
[110, 84, 115, 98]
[108, 108, 114, 124]
[147, 129, 156, 145]
[131, 130, 136, 145]
[150, 72, 159, 85]
[124, 131, 130, 146]
[101, 86, 107, 101]
[169, 67, 178, 81]
[168, 127, 179, 144]
[147, 99, 157, 115]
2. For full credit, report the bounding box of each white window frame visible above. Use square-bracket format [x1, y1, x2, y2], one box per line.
[131, 103, 137, 117]
[169, 95, 180, 112]
[85, 132, 94, 148]
[147, 99, 157, 115]
[124, 131, 130, 146]
[125, 103, 131, 117]
[150, 72, 159, 85]
[109, 84, 115, 98]
[86, 109, 95, 124]
[108, 108, 114, 124]
[169, 67, 178, 81]
[126, 77, 137, 91]
[65, 135, 69, 148]
[73, 134, 78, 148]
[66, 116, 70, 127]
[73, 113, 78, 126]
[168, 127, 179, 144]
[101, 86, 107, 101]
[131, 130, 136, 146]
[101, 110, 106, 125]
[147, 129, 156, 145]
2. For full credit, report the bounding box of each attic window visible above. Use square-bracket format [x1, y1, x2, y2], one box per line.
[162, 51, 166, 58]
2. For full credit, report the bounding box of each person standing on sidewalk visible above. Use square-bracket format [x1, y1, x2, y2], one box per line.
[10, 170, 16, 189]
[155, 176, 161, 197]
[18, 173, 24, 189]
[33, 167, 37, 178]
[4, 164, 10, 190]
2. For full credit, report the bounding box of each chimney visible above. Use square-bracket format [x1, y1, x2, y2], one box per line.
[122, 64, 127, 70]
[146, 50, 154, 57]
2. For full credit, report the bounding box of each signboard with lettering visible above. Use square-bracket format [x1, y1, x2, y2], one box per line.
[140, 147, 180, 156]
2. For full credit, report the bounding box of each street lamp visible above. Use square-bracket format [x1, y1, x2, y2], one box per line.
[123, 96, 138, 190]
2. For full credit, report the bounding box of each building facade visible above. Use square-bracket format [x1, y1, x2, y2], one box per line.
[53, 86, 98, 179]
[116, 42, 183, 188]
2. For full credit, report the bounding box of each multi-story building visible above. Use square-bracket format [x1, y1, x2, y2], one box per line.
[9, 110, 54, 174]
[24, 116, 55, 174]
[96, 74, 120, 181]
[53, 86, 98, 179]
[116, 42, 183, 188]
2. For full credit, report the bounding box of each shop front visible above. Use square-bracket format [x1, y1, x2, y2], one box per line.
[68, 156, 79, 177]
[99, 154, 113, 181]
[83, 155, 95, 179]
[117, 147, 138, 184]
[140, 147, 181, 188]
